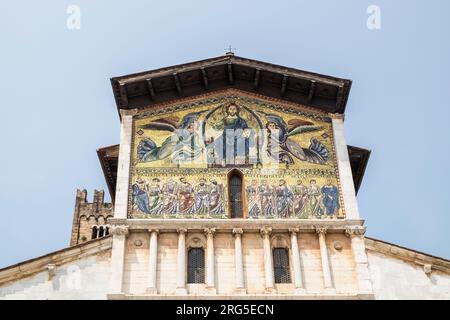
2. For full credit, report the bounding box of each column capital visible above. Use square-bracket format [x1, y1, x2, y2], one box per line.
[120, 108, 139, 117]
[204, 228, 216, 237]
[260, 226, 272, 237]
[110, 225, 129, 236]
[315, 226, 327, 235]
[148, 229, 159, 234]
[345, 226, 366, 237]
[177, 228, 187, 234]
[289, 227, 300, 235]
[328, 112, 345, 120]
[232, 228, 243, 236]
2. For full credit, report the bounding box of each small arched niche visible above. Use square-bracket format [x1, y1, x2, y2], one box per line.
[228, 169, 245, 218]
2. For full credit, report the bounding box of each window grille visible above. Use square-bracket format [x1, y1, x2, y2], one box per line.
[273, 248, 291, 283]
[229, 173, 243, 218]
[187, 248, 205, 283]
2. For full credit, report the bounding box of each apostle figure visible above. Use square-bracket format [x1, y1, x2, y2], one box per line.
[178, 177, 195, 215]
[209, 180, 225, 216]
[147, 178, 164, 215]
[194, 178, 210, 215]
[275, 179, 293, 218]
[321, 178, 340, 216]
[292, 180, 308, 217]
[260, 180, 275, 218]
[303, 180, 324, 218]
[246, 179, 262, 218]
[160, 179, 179, 215]
[132, 178, 151, 215]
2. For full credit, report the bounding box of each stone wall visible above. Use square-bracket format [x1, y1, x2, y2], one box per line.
[367, 248, 450, 299]
[0, 238, 112, 300]
[119, 229, 359, 296]
[70, 189, 114, 246]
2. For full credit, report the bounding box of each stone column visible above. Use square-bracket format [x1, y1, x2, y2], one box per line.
[109, 225, 129, 295]
[346, 226, 373, 296]
[331, 115, 360, 220]
[233, 228, 246, 293]
[289, 228, 305, 294]
[204, 228, 216, 293]
[316, 227, 335, 293]
[260, 227, 274, 292]
[146, 229, 159, 294]
[176, 228, 187, 295]
[113, 109, 136, 219]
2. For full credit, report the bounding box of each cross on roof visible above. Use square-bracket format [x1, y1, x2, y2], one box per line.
[225, 45, 236, 55]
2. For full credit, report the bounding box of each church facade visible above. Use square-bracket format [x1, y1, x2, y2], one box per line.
[1, 55, 449, 299]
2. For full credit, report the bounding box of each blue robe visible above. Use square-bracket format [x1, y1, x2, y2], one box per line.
[132, 184, 151, 214]
[210, 116, 250, 162]
[276, 185, 293, 218]
[321, 185, 340, 215]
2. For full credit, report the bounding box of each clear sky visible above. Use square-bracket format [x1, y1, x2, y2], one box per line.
[0, 0, 449, 268]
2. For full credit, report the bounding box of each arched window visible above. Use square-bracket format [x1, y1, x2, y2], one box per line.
[187, 248, 205, 283]
[91, 226, 98, 240]
[98, 226, 104, 237]
[229, 170, 244, 218]
[105, 227, 109, 236]
[273, 248, 291, 283]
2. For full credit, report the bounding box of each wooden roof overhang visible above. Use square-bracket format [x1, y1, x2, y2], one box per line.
[110, 54, 352, 115]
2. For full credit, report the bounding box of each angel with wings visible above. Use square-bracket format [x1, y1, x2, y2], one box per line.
[260, 112, 329, 165]
[137, 111, 205, 163]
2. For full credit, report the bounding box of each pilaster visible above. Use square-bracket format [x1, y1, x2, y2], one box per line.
[345, 226, 374, 295]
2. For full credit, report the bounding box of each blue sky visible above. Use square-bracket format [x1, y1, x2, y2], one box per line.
[0, 0, 449, 267]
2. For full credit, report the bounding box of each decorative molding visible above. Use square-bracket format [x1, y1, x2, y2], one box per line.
[108, 218, 128, 225]
[125, 219, 365, 232]
[333, 241, 343, 251]
[110, 225, 129, 236]
[148, 229, 159, 234]
[120, 108, 139, 117]
[364, 237, 450, 274]
[328, 112, 345, 120]
[232, 228, 243, 236]
[186, 234, 206, 249]
[47, 264, 56, 280]
[345, 226, 366, 237]
[177, 228, 188, 234]
[289, 227, 300, 234]
[260, 226, 272, 237]
[134, 89, 332, 121]
[204, 228, 216, 237]
[315, 227, 327, 235]
[271, 234, 290, 249]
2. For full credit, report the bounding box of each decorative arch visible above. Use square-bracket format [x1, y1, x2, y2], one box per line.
[186, 233, 206, 284]
[270, 234, 290, 249]
[270, 234, 292, 284]
[186, 233, 207, 249]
